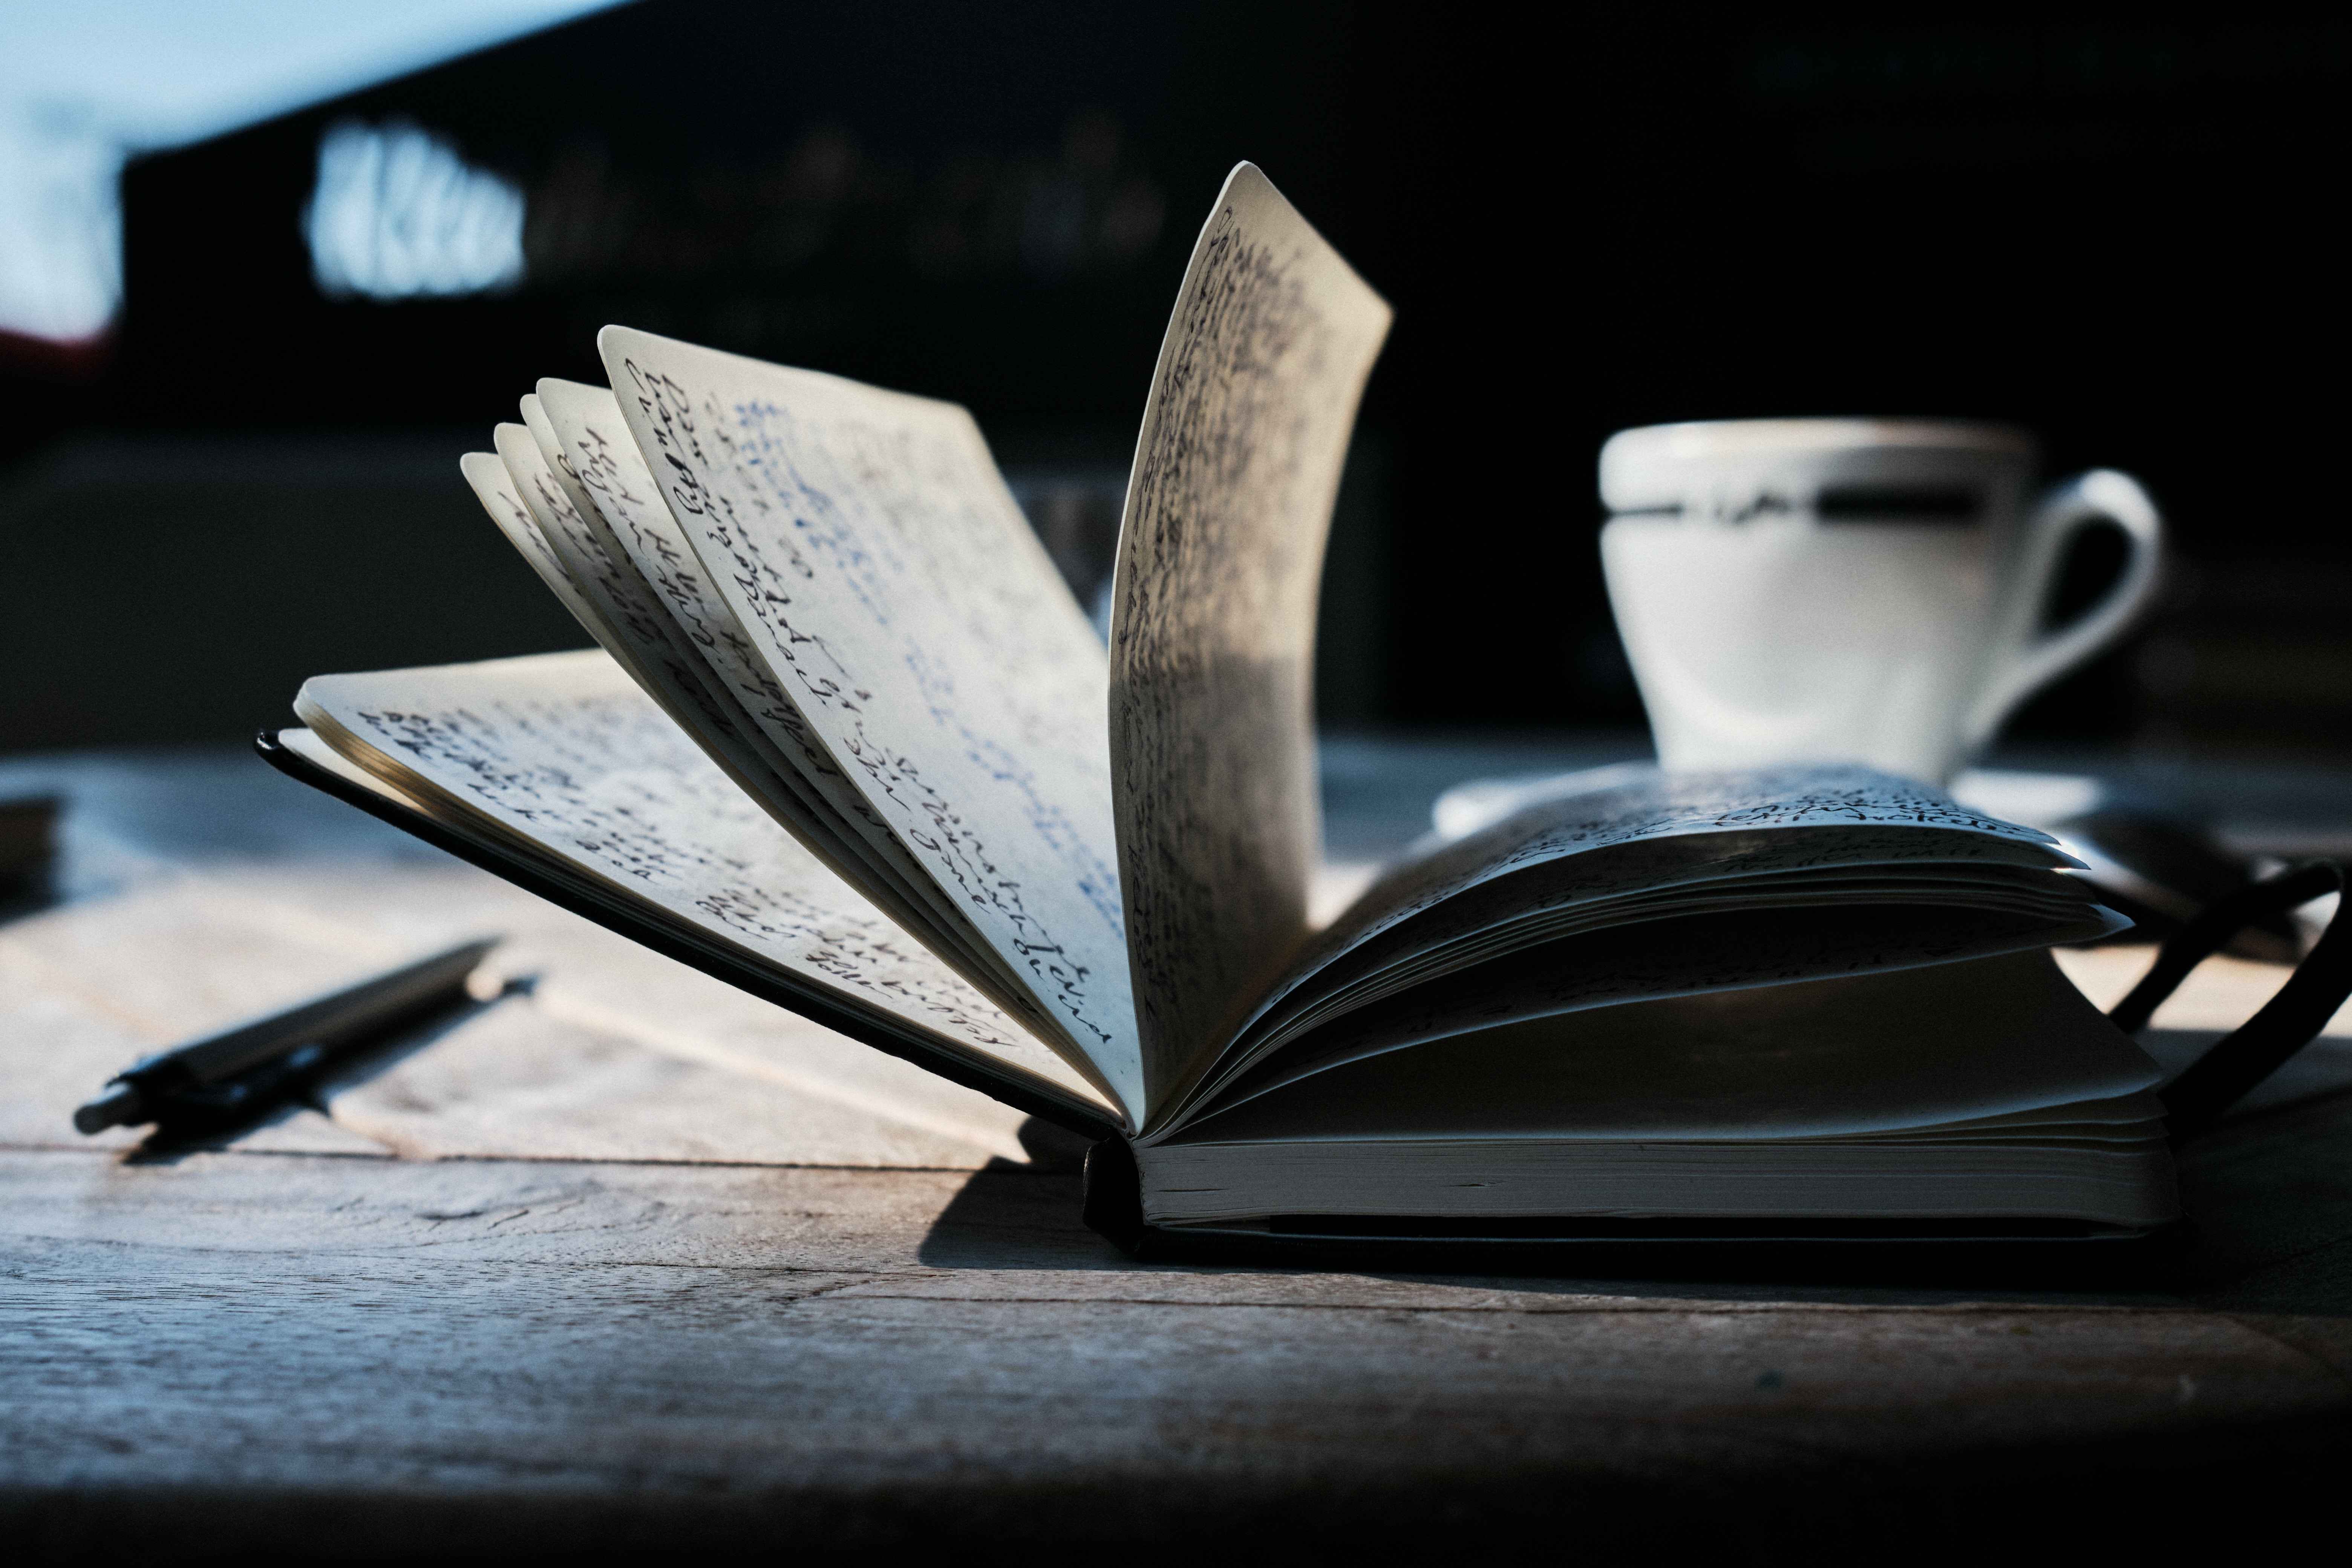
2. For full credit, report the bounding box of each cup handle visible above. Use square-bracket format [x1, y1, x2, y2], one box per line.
[1962, 468, 2165, 752]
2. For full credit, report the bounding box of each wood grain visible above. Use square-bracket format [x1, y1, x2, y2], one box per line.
[9, 749, 2352, 1557]
[9, 1090, 2352, 1558]
[0, 861, 1034, 1168]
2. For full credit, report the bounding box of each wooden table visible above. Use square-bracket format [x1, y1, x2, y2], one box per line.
[8, 741, 2352, 1560]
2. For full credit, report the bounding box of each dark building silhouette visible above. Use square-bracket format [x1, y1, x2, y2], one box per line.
[4, 8, 2349, 756]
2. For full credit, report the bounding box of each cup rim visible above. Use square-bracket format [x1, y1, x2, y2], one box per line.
[1603, 417, 2036, 461]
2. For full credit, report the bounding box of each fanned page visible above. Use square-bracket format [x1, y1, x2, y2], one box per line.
[1109, 162, 1393, 1111]
[1157, 767, 2126, 1131]
[290, 650, 1116, 1126]
[488, 421, 767, 782]
[594, 325, 1142, 1118]
[457, 452, 606, 639]
[475, 426, 982, 982]
[515, 387, 1020, 1004]
[1309, 766, 2090, 969]
[1174, 954, 2162, 1144]
[529, 378, 995, 963]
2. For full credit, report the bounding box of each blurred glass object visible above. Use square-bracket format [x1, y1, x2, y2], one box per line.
[305, 121, 525, 300]
[0, 0, 617, 343]
[1007, 469, 1127, 637]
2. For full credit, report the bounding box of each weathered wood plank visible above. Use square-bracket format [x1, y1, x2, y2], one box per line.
[6, 1146, 2350, 1555]
[10, 750, 2352, 1554]
[0, 867, 1032, 1168]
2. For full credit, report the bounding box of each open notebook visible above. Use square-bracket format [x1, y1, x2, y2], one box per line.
[266, 163, 2180, 1247]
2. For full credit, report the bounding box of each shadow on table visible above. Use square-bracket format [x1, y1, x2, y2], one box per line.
[914, 1118, 1126, 1271]
[915, 1095, 2352, 1312]
[915, 1156, 2182, 1302]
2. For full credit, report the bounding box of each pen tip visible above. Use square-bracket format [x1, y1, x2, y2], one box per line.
[73, 1084, 147, 1136]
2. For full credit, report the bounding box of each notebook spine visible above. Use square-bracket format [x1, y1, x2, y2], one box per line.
[1081, 1137, 1152, 1257]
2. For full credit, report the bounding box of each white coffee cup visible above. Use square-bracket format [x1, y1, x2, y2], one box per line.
[1599, 419, 2163, 784]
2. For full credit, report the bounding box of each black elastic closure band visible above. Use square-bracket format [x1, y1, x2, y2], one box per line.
[2104, 861, 2352, 1139]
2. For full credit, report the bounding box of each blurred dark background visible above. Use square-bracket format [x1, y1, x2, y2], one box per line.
[3, 5, 2346, 758]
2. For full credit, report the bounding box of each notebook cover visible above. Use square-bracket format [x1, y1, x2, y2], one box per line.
[1081, 1139, 2177, 1271]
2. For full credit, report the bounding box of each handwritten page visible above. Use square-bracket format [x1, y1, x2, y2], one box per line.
[292, 650, 1117, 1124]
[492, 421, 758, 768]
[518, 390, 817, 821]
[1277, 767, 2077, 1015]
[1197, 900, 2124, 1118]
[529, 378, 1003, 982]
[492, 420, 956, 934]
[475, 431, 844, 877]
[1252, 861, 2109, 1058]
[597, 325, 1142, 1116]
[524, 394, 926, 912]
[458, 452, 604, 643]
[531, 380, 826, 789]
[1179, 953, 2161, 1144]
[1107, 163, 1393, 1116]
[1263, 786, 2078, 1023]
[502, 403, 1063, 1070]
[1161, 766, 2119, 1126]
